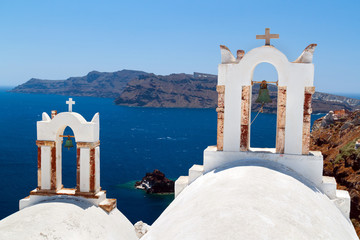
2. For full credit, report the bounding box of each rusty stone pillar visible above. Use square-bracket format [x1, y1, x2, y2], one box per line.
[216, 85, 225, 151]
[35, 140, 56, 191]
[89, 148, 96, 192]
[76, 147, 80, 191]
[240, 86, 251, 151]
[302, 86, 315, 155]
[77, 141, 100, 193]
[50, 145, 57, 190]
[37, 146, 41, 189]
[276, 86, 287, 153]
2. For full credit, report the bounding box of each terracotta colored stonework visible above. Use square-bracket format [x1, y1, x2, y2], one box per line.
[51, 110, 57, 119]
[240, 86, 250, 151]
[302, 86, 315, 154]
[50, 146, 57, 190]
[30, 188, 101, 199]
[276, 86, 287, 153]
[77, 141, 100, 149]
[99, 199, 117, 213]
[36, 140, 56, 190]
[216, 85, 225, 151]
[36, 140, 55, 147]
[89, 148, 96, 192]
[37, 146, 41, 189]
[76, 148, 80, 191]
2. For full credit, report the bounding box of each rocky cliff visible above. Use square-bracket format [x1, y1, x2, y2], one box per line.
[115, 73, 360, 113]
[115, 73, 217, 108]
[11, 70, 148, 98]
[311, 110, 360, 236]
[11, 70, 360, 113]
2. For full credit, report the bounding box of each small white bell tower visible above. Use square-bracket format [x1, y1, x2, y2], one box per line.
[20, 98, 116, 213]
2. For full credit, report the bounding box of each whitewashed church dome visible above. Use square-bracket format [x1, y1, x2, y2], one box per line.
[142, 160, 358, 240]
[0, 198, 138, 240]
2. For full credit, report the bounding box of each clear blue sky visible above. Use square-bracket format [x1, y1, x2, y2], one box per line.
[0, 0, 359, 94]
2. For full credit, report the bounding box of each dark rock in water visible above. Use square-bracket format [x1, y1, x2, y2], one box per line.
[135, 169, 174, 194]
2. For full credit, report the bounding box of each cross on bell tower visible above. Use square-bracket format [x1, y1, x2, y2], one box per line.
[256, 28, 279, 45]
[66, 98, 75, 112]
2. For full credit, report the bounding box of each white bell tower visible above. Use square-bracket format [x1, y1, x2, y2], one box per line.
[20, 98, 116, 213]
[175, 29, 351, 219]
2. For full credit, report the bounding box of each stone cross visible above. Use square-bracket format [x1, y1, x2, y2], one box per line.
[66, 98, 75, 112]
[256, 28, 279, 45]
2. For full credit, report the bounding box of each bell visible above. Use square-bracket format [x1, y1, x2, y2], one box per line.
[255, 80, 272, 104]
[64, 136, 74, 150]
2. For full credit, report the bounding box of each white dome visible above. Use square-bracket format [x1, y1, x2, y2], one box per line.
[0, 198, 137, 240]
[143, 160, 358, 240]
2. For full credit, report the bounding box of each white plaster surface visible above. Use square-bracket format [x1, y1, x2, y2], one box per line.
[19, 190, 107, 210]
[332, 190, 352, 219]
[1, 198, 137, 240]
[66, 98, 75, 112]
[41, 146, 51, 190]
[134, 221, 150, 238]
[143, 160, 358, 240]
[203, 146, 323, 187]
[219, 46, 314, 154]
[320, 176, 337, 199]
[174, 176, 188, 198]
[80, 148, 90, 192]
[188, 164, 204, 184]
[37, 112, 99, 142]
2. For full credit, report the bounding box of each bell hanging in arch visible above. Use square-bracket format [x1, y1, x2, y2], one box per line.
[255, 80, 272, 104]
[64, 136, 74, 150]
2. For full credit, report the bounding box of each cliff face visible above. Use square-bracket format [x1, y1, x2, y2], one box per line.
[115, 73, 360, 113]
[11, 70, 148, 98]
[311, 110, 360, 236]
[11, 70, 360, 113]
[114, 73, 217, 108]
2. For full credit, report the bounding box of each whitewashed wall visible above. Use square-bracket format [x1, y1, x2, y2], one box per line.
[219, 46, 314, 154]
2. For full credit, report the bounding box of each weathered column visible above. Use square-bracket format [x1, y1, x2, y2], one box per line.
[216, 85, 225, 151]
[50, 145, 56, 190]
[95, 146, 100, 191]
[76, 147, 80, 191]
[77, 141, 100, 193]
[37, 146, 41, 189]
[240, 86, 251, 151]
[35, 140, 56, 191]
[276, 86, 287, 153]
[302, 86, 315, 154]
[89, 148, 95, 192]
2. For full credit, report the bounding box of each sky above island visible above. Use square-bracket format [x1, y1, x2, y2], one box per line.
[0, 0, 359, 94]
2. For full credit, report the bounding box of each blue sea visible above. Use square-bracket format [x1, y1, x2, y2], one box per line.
[0, 86, 345, 224]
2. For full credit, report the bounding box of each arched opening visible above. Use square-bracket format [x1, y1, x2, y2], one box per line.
[56, 126, 77, 189]
[250, 62, 278, 148]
